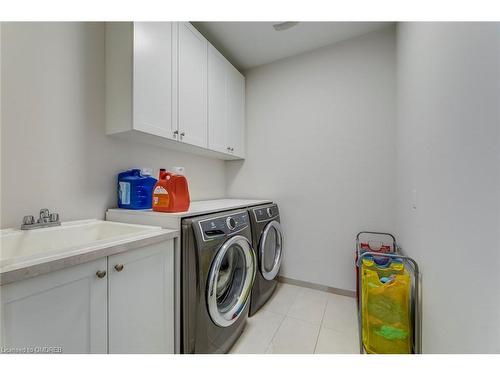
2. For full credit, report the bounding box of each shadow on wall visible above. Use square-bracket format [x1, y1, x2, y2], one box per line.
[225, 160, 247, 196]
[224, 27, 398, 291]
[0, 22, 227, 229]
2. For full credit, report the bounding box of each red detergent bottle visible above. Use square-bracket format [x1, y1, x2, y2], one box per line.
[152, 167, 190, 213]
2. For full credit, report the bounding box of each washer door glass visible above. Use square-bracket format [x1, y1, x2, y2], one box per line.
[207, 235, 256, 327]
[259, 221, 283, 281]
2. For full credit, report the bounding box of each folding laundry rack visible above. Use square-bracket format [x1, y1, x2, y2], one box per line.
[355, 231, 422, 354]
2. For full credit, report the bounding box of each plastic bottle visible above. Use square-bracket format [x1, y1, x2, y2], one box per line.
[117, 168, 157, 209]
[152, 167, 190, 212]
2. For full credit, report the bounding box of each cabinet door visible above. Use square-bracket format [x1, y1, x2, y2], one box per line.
[208, 45, 229, 154]
[108, 240, 174, 354]
[227, 66, 246, 158]
[133, 22, 178, 139]
[177, 22, 208, 148]
[1, 259, 108, 354]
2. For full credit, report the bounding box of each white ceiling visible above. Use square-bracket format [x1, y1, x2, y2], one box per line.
[192, 22, 393, 70]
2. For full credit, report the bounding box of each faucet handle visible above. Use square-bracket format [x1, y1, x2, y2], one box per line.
[23, 215, 35, 225]
[50, 213, 59, 222]
[38, 209, 50, 223]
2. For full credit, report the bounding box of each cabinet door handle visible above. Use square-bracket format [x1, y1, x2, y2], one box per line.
[114, 264, 124, 272]
[96, 270, 107, 279]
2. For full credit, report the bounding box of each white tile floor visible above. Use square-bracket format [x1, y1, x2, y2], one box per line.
[230, 282, 360, 354]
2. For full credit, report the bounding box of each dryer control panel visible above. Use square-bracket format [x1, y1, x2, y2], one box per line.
[199, 211, 249, 241]
[253, 205, 279, 222]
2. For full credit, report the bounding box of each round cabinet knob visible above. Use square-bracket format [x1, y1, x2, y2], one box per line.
[96, 270, 107, 279]
[226, 217, 236, 230]
[114, 264, 124, 272]
[180, 131, 186, 137]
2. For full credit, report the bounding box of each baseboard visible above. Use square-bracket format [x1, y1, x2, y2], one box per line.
[277, 276, 356, 298]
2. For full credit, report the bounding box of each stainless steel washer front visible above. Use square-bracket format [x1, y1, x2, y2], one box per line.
[259, 220, 283, 281]
[207, 235, 256, 327]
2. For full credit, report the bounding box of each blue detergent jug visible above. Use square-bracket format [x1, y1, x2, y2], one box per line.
[117, 169, 157, 209]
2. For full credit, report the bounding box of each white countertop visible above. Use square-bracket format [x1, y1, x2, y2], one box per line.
[107, 198, 272, 218]
[0, 220, 179, 285]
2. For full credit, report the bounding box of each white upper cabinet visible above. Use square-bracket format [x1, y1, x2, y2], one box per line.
[208, 45, 229, 154]
[105, 22, 244, 160]
[133, 22, 177, 139]
[208, 45, 246, 158]
[177, 23, 208, 148]
[227, 66, 246, 158]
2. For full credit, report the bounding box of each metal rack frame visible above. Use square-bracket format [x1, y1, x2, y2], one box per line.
[355, 231, 398, 254]
[355, 233, 422, 354]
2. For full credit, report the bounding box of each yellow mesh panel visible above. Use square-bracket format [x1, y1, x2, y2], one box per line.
[361, 262, 412, 354]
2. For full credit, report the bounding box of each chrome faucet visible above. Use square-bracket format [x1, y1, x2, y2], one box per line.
[21, 208, 61, 230]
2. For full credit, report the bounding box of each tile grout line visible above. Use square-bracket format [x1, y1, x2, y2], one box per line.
[246, 283, 358, 354]
[285, 284, 329, 353]
[264, 313, 287, 354]
[313, 299, 329, 354]
[264, 285, 301, 354]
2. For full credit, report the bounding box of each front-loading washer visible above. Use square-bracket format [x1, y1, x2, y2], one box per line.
[181, 209, 256, 353]
[248, 203, 284, 317]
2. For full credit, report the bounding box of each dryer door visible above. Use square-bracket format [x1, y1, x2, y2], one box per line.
[207, 235, 256, 327]
[259, 221, 283, 281]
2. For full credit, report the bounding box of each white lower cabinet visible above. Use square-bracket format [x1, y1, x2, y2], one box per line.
[1, 258, 108, 354]
[108, 241, 174, 354]
[0, 240, 174, 354]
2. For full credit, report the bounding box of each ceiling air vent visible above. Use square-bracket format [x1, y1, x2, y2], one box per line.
[272, 22, 299, 31]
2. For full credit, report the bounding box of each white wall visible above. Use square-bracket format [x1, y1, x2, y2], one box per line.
[0, 22, 226, 229]
[226, 27, 397, 291]
[396, 23, 500, 353]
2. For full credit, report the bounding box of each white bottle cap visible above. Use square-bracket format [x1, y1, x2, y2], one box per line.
[172, 166, 185, 175]
[141, 168, 153, 176]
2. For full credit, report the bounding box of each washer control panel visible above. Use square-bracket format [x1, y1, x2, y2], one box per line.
[253, 205, 279, 222]
[226, 217, 237, 230]
[199, 211, 249, 240]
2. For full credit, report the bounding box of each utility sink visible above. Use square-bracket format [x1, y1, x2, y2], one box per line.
[0, 219, 177, 283]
